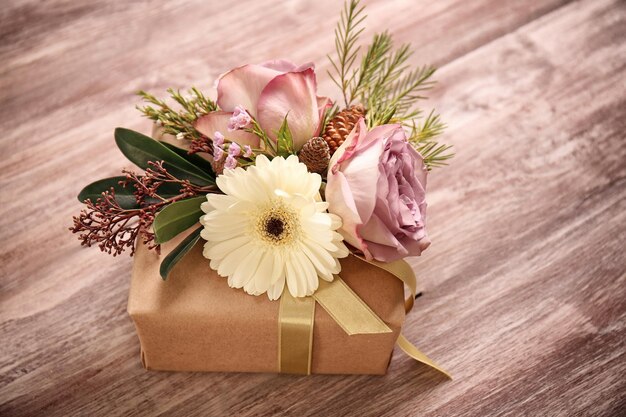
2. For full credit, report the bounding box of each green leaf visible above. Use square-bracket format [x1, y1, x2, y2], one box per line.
[148, 182, 184, 201]
[78, 177, 138, 209]
[159, 141, 215, 178]
[276, 115, 294, 156]
[114, 128, 214, 186]
[77, 176, 187, 209]
[153, 196, 205, 244]
[159, 226, 203, 280]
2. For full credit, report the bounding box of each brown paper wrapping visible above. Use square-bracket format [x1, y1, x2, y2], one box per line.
[127, 232, 406, 375]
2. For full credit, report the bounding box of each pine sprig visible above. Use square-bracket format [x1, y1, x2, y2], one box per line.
[367, 43, 412, 98]
[349, 31, 393, 104]
[328, 0, 454, 168]
[408, 112, 454, 170]
[408, 111, 445, 142]
[136, 88, 217, 141]
[327, 0, 367, 107]
[417, 142, 455, 169]
[365, 63, 436, 127]
[388, 66, 436, 117]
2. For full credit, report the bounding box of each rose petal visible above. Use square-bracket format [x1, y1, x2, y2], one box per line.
[406, 142, 428, 188]
[337, 133, 383, 224]
[195, 112, 260, 147]
[257, 68, 321, 151]
[359, 212, 402, 247]
[364, 240, 408, 262]
[317, 95, 333, 125]
[217, 64, 285, 116]
[325, 169, 365, 251]
[261, 59, 313, 72]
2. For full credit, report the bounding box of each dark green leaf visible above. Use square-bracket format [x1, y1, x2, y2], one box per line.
[160, 141, 215, 178]
[152, 182, 184, 200]
[276, 115, 294, 156]
[153, 196, 205, 244]
[159, 226, 203, 280]
[77, 177, 138, 209]
[114, 128, 214, 186]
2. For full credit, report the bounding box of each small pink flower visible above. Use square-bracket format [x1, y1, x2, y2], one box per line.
[224, 155, 238, 170]
[227, 105, 252, 131]
[213, 146, 225, 162]
[213, 131, 225, 146]
[243, 145, 253, 158]
[228, 142, 241, 157]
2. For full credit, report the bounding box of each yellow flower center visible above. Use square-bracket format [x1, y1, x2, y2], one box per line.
[254, 200, 300, 246]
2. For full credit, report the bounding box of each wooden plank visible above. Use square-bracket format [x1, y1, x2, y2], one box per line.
[1, 0, 625, 416]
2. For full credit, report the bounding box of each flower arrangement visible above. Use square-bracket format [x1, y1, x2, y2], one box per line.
[71, 0, 453, 376]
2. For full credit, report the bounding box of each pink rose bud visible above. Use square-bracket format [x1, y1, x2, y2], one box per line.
[228, 142, 241, 157]
[193, 60, 332, 152]
[213, 131, 225, 146]
[224, 155, 238, 170]
[326, 119, 430, 262]
[227, 105, 252, 131]
[243, 145, 253, 158]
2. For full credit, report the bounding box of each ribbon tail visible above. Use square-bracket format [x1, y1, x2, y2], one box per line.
[278, 291, 315, 374]
[397, 333, 452, 379]
[358, 256, 452, 378]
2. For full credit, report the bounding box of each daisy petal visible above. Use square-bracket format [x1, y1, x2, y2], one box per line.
[249, 249, 274, 294]
[285, 256, 302, 297]
[231, 247, 264, 289]
[267, 277, 285, 300]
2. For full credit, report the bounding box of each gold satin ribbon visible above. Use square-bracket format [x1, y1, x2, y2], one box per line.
[358, 256, 452, 379]
[278, 290, 315, 375]
[397, 334, 452, 379]
[277, 256, 451, 378]
[313, 277, 392, 335]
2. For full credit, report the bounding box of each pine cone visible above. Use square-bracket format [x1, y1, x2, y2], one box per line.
[323, 104, 366, 155]
[298, 137, 330, 174]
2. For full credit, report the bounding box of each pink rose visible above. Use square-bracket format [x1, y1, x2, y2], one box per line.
[326, 119, 430, 262]
[195, 60, 331, 151]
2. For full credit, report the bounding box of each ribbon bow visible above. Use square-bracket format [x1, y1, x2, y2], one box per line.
[277, 254, 451, 378]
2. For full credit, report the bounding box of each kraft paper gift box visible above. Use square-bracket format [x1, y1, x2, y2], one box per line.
[127, 233, 406, 375]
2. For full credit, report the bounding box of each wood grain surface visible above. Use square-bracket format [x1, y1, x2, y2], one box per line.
[1, 0, 625, 416]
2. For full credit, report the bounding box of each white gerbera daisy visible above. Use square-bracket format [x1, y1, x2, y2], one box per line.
[200, 154, 349, 300]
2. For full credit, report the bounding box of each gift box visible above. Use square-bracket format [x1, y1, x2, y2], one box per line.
[127, 232, 406, 375]
[69, 0, 452, 380]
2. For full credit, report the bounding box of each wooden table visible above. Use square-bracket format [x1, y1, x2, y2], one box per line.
[1, 0, 624, 415]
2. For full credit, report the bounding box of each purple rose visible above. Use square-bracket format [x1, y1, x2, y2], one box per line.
[326, 119, 430, 262]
